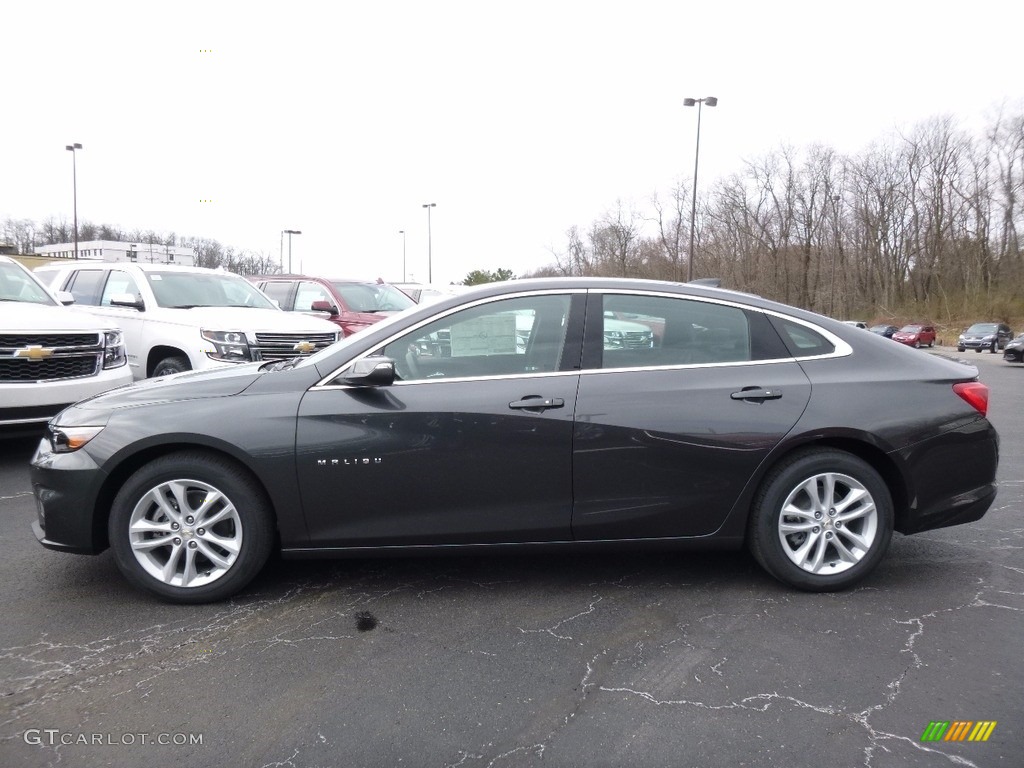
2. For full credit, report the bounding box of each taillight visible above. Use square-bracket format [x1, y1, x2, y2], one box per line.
[953, 382, 989, 416]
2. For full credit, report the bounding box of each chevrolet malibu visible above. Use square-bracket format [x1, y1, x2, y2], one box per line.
[30, 278, 999, 603]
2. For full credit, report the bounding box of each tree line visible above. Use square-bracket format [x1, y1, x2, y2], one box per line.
[533, 109, 1024, 327]
[0, 218, 281, 276]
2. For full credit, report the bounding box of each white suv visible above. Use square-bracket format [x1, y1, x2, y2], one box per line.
[36, 262, 339, 379]
[1, 256, 132, 432]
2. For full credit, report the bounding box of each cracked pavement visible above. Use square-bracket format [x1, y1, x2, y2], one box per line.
[1, 354, 1021, 767]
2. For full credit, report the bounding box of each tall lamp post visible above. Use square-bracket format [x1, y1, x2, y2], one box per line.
[398, 230, 407, 282]
[829, 195, 841, 317]
[422, 203, 436, 283]
[65, 143, 83, 260]
[282, 229, 301, 273]
[682, 97, 717, 282]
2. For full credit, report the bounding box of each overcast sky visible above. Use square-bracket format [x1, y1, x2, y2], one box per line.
[2, 0, 1021, 285]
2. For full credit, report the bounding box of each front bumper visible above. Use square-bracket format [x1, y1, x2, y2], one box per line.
[959, 339, 994, 350]
[30, 437, 108, 555]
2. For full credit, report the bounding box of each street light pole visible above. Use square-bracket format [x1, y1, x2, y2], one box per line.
[682, 97, 717, 282]
[422, 203, 436, 283]
[65, 143, 82, 260]
[282, 229, 301, 273]
[829, 195, 841, 317]
[398, 230, 407, 282]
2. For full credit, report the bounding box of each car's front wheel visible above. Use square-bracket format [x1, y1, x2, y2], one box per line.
[748, 449, 893, 591]
[152, 355, 191, 377]
[991, 341, 998, 353]
[108, 451, 275, 603]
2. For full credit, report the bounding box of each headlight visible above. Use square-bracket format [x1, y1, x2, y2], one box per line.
[958, 335, 965, 341]
[201, 329, 252, 362]
[49, 425, 104, 453]
[982, 335, 995, 341]
[102, 330, 127, 369]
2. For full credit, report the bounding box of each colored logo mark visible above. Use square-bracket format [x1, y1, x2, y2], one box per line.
[921, 721, 997, 742]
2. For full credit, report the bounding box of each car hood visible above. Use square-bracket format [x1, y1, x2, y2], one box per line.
[52, 363, 265, 426]
[0, 301, 118, 331]
[150, 305, 339, 334]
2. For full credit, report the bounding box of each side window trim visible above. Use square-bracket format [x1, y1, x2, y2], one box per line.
[581, 289, 851, 371]
[313, 289, 586, 388]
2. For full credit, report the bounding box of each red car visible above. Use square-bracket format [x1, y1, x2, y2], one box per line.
[251, 275, 414, 337]
[892, 323, 937, 348]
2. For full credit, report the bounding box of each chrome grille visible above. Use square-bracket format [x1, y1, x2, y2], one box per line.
[0, 356, 100, 382]
[252, 332, 337, 361]
[0, 332, 105, 383]
[622, 331, 654, 349]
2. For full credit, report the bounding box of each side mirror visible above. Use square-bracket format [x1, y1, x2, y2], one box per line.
[343, 356, 395, 387]
[55, 290, 75, 306]
[109, 293, 145, 311]
[311, 299, 339, 316]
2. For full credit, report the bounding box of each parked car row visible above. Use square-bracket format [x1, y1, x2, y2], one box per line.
[34, 263, 341, 380]
[859, 319, 1020, 362]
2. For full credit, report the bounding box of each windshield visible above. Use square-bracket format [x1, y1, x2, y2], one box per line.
[0, 260, 59, 305]
[331, 282, 415, 313]
[966, 323, 997, 334]
[899, 325, 922, 332]
[146, 271, 277, 309]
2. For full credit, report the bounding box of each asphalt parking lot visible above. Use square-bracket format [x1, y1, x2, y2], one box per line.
[1, 348, 1021, 767]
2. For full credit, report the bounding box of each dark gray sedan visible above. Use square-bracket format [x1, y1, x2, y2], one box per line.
[958, 322, 1014, 353]
[30, 278, 999, 603]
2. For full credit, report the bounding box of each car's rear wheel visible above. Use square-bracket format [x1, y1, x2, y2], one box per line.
[152, 355, 191, 377]
[109, 451, 275, 603]
[748, 449, 893, 591]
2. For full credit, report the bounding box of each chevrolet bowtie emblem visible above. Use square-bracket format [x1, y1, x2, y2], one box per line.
[293, 341, 316, 354]
[14, 345, 55, 361]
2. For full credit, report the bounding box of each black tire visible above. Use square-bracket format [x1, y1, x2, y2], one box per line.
[152, 355, 191, 377]
[990, 342, 997, 353]
[913, 340, 921, 348]
[957, 346, 965, 352]
[975, 348, 983, 353]
[748, 449, 894, 592]
[108, 451, 275, 603]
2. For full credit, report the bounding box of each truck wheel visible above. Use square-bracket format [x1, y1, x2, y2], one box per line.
[153, 356, 191, 377]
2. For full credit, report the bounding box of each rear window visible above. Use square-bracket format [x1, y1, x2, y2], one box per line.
[772, 317, 836, 357]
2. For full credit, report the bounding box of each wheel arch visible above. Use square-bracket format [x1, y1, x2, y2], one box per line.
[147, 345, 192, 377]
[93, 441, 280, 552]
[730, 435, 911, 542]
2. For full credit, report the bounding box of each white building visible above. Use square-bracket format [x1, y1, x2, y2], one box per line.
[34, 240, 196, 266]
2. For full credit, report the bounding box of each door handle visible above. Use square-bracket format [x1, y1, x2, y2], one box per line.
[509, 396, 565, 411]
[730, 387, 782, 401]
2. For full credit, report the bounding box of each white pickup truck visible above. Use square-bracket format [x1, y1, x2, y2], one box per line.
[35, 262, 339, 379]
[1, 255, 132, 432]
